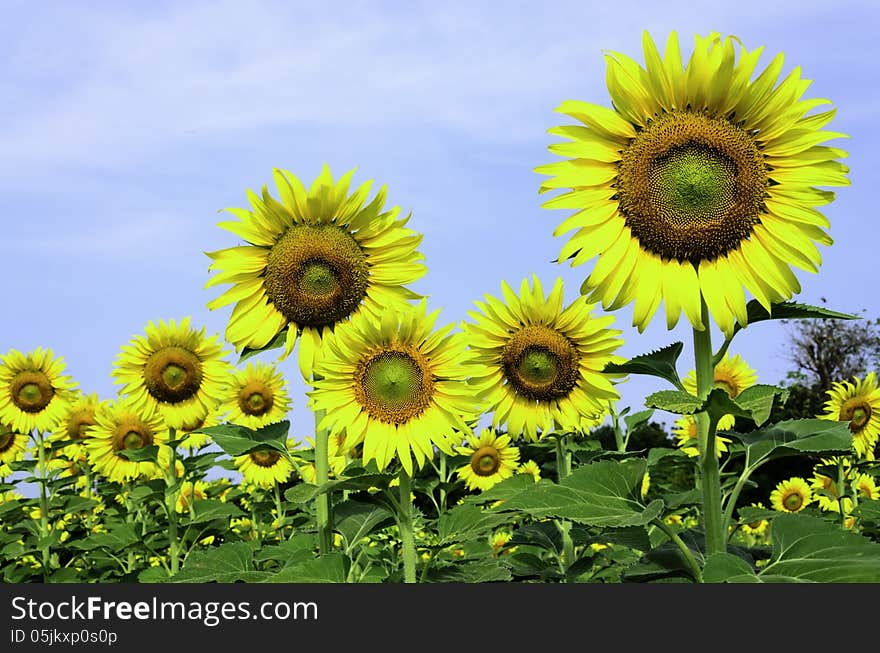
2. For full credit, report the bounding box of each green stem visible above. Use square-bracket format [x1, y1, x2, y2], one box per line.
[273, 482, 285, 540]
[35, 430, 51, 581]
[652, 519, 703, 583]
[165, 428, 180, 575]
[694, 298, 726, 558]
[555, 435, 575, 575]
[721, 452, 756, 537]
[610, 403, 625, 452]
[397, 468, 417, 583]
[439, 451, 447, 515]
[314, 407, 332, 554]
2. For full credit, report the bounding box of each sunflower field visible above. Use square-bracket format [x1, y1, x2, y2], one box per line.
[3, 30, 880, 585]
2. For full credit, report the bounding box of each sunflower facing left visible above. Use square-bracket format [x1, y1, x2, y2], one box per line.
[112, 318, 230, 430]
[0, 347, 78, 434]
[205, 165, 426, 380]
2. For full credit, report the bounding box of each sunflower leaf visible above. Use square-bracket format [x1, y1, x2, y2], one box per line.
[332, 500, 395, 552]
[702, 553, 760, 583]
[603, 341, 684, 389]
[262, 553, 350, 583]
[644, 390, 703, 415]
[182, 499, 245, 526]
[170, 542, 264, 583]
[437, 504, 514, 546]
[238, 327, 289, 363]
[733, 300, 859, 334]
[725, 418, 853, 467]
[116, 445, 160, 463]
[195, 421, 290, 458]
[704, 384, 789, 426]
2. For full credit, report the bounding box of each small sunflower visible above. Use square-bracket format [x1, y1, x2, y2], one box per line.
[221, 361, 291, 429]
[234, 448, 293, 489]
[85, 398, 166, 483]
[770, 477, 812, 513]
[176, 480, 209, 513]
[683, 352, 758, 400]
[175, 410, 221, 452]
[52, 392, 101, 462]
[309, 300, 477, 475]
[456, 429, 521, 492]
[810, 467, 841, 512]
[740, 502, 770, 537]
[820, 373, 880, 460]
[671, 414, 732, 458]
[517, 460, 542, 482]
[0, 423, 28, 477]
[462, 276, 623, 442]
[537, 31, 849, 336]
[112, 318, 231, 430]
[0, 348, 78, 434]
[205, 165, 426, 380]
[855, 474, 879, 502]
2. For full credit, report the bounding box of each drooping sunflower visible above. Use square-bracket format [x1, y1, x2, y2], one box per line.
[112, 318, 230, 430]
[85, 398, 166, 483]
[819, 373, 880, 460]
[855, 474, 878, 502]
[456, 429, 521, 492]
[463, 276, 623, 442]
[0, 348, 78, 434]
[220, 361, 291, 429]
[309, 300, 477, 475]
[233, 447, 293, 489]
[205, 165, 426, 379]
[0, 423, 28, 477]
[770, 477, 812, 513]
[536, 31, 849, 336]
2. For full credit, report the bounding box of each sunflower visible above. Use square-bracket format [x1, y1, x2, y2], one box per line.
[536, 31, 849, 336]
[0, 348, 78, 434]
[309, 300, 476, 475]
[175, 410, 221, 452]
[221, 361, 291, 429]
[0, 423, 28, 477]
[462, 276, 623, 442]
[672, 414, 732, 458]
[739, 502, 770, 537]
[683, 353, 757, 400]
[455, 429, 521, 492]
[810, 467, 841, 512]
[233, 447, 293, 489]
[112, 318, 230, 430]
[293, 436, 350, 483]
[770, 477, 812, 513]
[855, 474, 879, 502]
[819, 373, 880, 460]
[176, 480, 209, 513]
[517, 460, 542, 482]
[85, 398, 166, 483]
[52, 392, 101, 460]
[205, 165, 426, 380]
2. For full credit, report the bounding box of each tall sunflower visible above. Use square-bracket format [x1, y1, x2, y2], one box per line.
[112, 318, 230, 430]
[220, 361, 291, 429]
[309, 300, 476, 475]
[0, 348, 78, 434]
[536, 31, 849, 336]
[456, 429, 521, 492]
[462, 276, 623, 442]
[205, 165, 426, 379]
[85, 398, 166, 483]
[819, 373, 880, 460]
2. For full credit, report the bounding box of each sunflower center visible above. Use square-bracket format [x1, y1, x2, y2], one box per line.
[840, 400, 872, 431]
[470, 446, 501, 477]
[250, 450, 281, 468]
[264, 224, 369, 328]
[10, 371, 55, 413]
[0, 429, 15, 453]
[144, 346, 204, 404]
[714, 378, 738, 398]
[355, 347, 434, 424]
[112, 421, 154, 453]
[502, 325, 580, 401]
[238, 379, 275, 417]
[67, 409, 97, 440]
[747, 520, 764, 529]
[617, 111, 767, 264]
[782, 492, 804, 511]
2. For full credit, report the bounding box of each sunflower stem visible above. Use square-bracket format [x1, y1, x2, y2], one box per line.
[396, 468, 417, 583]
[694, 298, 726, 560]
[554, 435, 575, 575]
[610, 403, 625, 452]
[35, 429, 51, 581]
[652, 518, 703, 583]
[164, 429, 181, 576]
[314, 405, 332, 555]
[273, 481, 285, 539]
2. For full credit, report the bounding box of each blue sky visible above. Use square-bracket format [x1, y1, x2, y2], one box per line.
[2, 0, 877, 463]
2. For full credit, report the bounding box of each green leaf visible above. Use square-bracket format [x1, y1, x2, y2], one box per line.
[437, 504, 513, 546]
[603, 342, 684, 389]
[254, 535, 316, 564]
[623, 409, 655, 434]
[69, 524, 140, 552]
[263, 553, 349, 583]
[734, 300, 859, 335]
[756, 513, 880, 582]
[63, 495, 99, 514]
[427, 559, 512, 583]
[238, 327, 289, 363]
[117, 445, 160, 463]
[181, 499, 245, 525]
[332, 501, 395, 550]
[171, 542, 264, 583]
[197, 421, 291, 458]
[728, 419, 853, 466]
[284, 472, 395, 503]
[702, 553, 760, 583]
[645, 390, 703, 415]
[485, 459, 664, 528]
[704, 384, 789, 427]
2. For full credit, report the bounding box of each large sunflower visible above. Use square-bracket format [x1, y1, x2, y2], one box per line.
[205, 165, 426, 380]
[819, 373, 880, 460]
[0, 348, 78, 434]
[309, 300, 476, 475]
[456, 429, 521, 492]
[112, 318, 230, 430]
[462, 276, 623, 442]
[220, 361, 291, 429]
[85, 398, 166, 483]
[536, 31, 849, 336]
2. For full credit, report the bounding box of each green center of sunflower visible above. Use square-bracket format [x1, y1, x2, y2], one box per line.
[250, 450, 281, 468]
[144, 346, 204, 404]
[470, 446, 501, 477]
[355, 347, 434, 424]
[782, 492, 804, 512]
[123, 431, 145, 449]
[617, 111, 768, 264]
[0, 429, 16, 453]
[238, 380, 275, 417]
[264, 224, 369, 328]
[840, 400, 872, 431]
[10, 371, 55, 413]
[67, 409, 97, 440]
[502, 325, 580, 401]
[112, 420, 154, 453]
